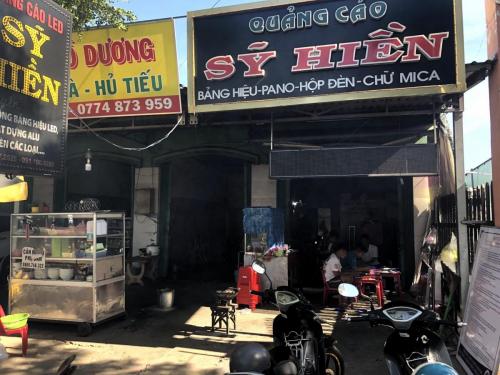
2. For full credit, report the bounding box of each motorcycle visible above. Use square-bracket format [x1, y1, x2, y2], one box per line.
[230, 260, 346, 375]
[338, 283, 463, 375]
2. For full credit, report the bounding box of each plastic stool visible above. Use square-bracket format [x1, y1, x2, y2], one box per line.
[356, 275, 384, 307]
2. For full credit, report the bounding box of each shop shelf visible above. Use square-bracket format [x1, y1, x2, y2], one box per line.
[10, 276, 125, 288]
[12, 235, 87, 239]
[10, 279, 93, 287]
[11, 257, 93, 262]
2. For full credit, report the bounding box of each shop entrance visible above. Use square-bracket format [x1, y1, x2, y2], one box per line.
[286, 176, 414, 286]
[167, 155, 246, 281]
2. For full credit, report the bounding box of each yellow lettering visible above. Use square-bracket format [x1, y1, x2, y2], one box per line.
[22, 68, 41, 99]
[0, 58, 6, 86]
[8, 61, 22, 92]
[0, 58, 61, 107]
[40, 75, 60, 106]
[25, 25, 50, 59]
[1, 16, 25, 48]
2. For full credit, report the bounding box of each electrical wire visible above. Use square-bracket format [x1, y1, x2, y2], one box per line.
[211, 0, 222, 8]
[171, 0, 222, 18]
[69, 108, 183, 152]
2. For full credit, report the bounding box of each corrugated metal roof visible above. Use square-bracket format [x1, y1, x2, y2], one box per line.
[466, 60, 495, 90]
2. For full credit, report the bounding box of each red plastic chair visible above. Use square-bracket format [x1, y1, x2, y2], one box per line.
[322, 269, 339, 305]
[0, 305, 29, 356]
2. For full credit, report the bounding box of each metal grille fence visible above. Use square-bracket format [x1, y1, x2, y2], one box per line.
[464, 182, 495, 268]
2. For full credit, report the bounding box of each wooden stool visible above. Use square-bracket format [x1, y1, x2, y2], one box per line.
[356, 275, 384, 307]
[210, 305, 236, 335]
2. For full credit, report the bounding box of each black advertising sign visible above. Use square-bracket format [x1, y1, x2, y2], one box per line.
[0, 0, 72, 175]
[188, 0, 466, 113]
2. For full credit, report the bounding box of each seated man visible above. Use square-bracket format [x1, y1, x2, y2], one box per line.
[357, 234, 380, 266]
[341, 249, 358, 271]
[323, 245, 348, 288]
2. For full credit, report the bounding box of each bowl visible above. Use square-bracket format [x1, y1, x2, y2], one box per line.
[215, 287, 239, 301]
[47, 268, 59, 280]
[1, 313, 29, 330]
[34, 269, 48, 280]
[59, 268, 74, 281]
[12, 262, 22, 272]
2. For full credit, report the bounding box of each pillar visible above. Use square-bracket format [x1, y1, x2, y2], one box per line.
[454, 97, 469, 309]
[486, 0, 500, 226]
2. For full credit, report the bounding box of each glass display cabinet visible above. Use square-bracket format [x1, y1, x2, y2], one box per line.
[9, 212, 125, 335]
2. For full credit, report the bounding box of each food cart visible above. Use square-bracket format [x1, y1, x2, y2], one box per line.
[9, 212, 125, 336]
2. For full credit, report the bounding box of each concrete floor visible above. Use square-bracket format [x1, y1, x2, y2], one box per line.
[0, 281, 463, 374]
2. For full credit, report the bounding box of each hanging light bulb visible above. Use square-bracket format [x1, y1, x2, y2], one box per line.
[85, 149, 92, 172]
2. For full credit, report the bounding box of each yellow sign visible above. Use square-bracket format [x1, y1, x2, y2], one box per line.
[69, 19, 181, 119]
[0, 176, 28, 203]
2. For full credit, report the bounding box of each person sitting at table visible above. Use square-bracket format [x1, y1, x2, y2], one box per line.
[341, 248, 358, 271]
[323, 244, 348, 288]
[357, 234, 380, 266]
[318, 231, 339, 262]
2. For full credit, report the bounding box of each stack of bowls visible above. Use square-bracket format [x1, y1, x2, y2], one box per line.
[34, 268, 48, 280]
[59, 268, 74, 281]
[47, 268, 59, 280]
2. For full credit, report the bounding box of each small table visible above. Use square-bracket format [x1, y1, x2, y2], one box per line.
[368, 269, 402, 295]
[126, 256, 159, 286]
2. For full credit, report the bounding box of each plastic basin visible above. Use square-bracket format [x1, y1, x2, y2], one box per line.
[1, 313, 29, 330]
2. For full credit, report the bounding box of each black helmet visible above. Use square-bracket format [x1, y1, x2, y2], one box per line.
[229, 343, 271, 373]
[273, 360, 298, 375]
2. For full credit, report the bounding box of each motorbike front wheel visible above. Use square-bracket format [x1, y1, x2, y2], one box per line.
[325, 346, 344, 375]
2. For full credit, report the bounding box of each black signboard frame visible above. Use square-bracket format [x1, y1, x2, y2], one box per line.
[0, 0, 72, 175]
[187, 0, 466, 113]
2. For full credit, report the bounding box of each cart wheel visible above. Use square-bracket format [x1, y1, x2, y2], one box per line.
[76, 323, 92, 337]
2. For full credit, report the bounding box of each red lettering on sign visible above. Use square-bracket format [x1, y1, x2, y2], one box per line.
[204, 55, 236, 81]
[337, 41, 362, 68]
[4, 0, 24, 11]
[291, 44, 338, 72]
[237, 51, 277, 77]
[402, 32, 449, 62]
[361, 38, 404, 65]
[81, 38, 156, 67]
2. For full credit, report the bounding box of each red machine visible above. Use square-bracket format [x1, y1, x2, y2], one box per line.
[236, 266, 261, 310]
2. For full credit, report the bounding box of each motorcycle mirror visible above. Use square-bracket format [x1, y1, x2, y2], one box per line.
[251, 260, 266, 275]
[338, 283, 359, 298]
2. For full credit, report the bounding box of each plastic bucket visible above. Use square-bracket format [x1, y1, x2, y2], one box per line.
[158, 288, 174, 309]
[1, 313, 29, 330]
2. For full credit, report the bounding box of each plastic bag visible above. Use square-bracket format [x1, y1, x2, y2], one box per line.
[436, 233, 458, 273]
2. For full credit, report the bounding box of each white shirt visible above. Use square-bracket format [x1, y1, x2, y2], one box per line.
[324, 253, 342, 282]
[361, 244, 379, 263]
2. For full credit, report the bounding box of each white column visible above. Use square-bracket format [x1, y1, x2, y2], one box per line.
[454, 97, 469, 310]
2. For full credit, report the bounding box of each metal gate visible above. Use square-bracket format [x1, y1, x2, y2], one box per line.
[463, 182, 495, 269]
